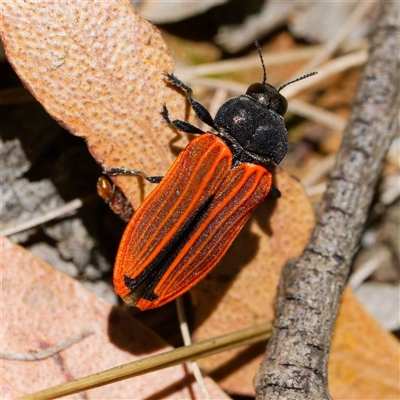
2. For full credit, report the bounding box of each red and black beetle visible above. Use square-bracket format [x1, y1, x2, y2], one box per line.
[107, 43, 316, 310]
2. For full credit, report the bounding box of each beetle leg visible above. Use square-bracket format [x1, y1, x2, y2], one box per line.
[161, 104, 205, 134]
[104, 168, 163, 184]
[164, 72, 217, 130]
[164, 72, 193, 96]
[97, 176, 134, 222]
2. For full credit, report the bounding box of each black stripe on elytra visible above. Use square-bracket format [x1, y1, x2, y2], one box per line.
[124, 195, 215, 301]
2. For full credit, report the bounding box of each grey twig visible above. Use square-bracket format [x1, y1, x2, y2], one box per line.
[254, 1, 400, 399]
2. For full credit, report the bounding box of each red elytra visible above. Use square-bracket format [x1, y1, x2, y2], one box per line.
[109, 43, 317, 310]
[113, 133, 273, 309]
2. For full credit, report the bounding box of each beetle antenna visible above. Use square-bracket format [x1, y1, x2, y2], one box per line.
[255, 41, 267, 84]
[278, 71, 318, 92]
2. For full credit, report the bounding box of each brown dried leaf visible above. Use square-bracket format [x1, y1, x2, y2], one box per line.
[0, 236, 230, 399]
[329, 288, 399, 400]
[1, 0, 190, 209]
[191, 170, 316, 394]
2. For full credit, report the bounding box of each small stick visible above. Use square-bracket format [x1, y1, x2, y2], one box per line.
[176, 297, 212, 400]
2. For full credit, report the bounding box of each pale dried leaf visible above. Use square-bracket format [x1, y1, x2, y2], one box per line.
[135, 0, 228, 24]
[0, 236, 230, 399]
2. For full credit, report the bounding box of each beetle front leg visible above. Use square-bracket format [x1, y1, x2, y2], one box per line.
[161, 104, 205, 134]
[98, 170, 164, 222]
[164, 72, 217, 130]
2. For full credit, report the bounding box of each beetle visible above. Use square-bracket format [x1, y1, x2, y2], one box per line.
[107, 43, 316, 310]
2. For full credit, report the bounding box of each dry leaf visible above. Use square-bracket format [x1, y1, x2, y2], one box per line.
[329, 288, 399, 400]
[354, 282, 400, 331]
[1, 0, 191, 210]
[0, 236, 231, 399]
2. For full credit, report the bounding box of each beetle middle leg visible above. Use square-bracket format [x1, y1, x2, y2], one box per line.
[104, 169, 163, 184]
[97, 176, 134, 221]
[99, 170, 164, 221]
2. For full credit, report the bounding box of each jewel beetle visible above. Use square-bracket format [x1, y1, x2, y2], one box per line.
[108, 43, 316, 310]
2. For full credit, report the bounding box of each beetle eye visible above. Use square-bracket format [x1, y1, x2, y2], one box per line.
[279, 95, 288, 115]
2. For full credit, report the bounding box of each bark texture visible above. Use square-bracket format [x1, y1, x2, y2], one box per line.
[254, 1, 400, 399]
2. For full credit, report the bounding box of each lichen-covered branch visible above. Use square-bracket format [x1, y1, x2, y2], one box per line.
[254, 1, 400, 399]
